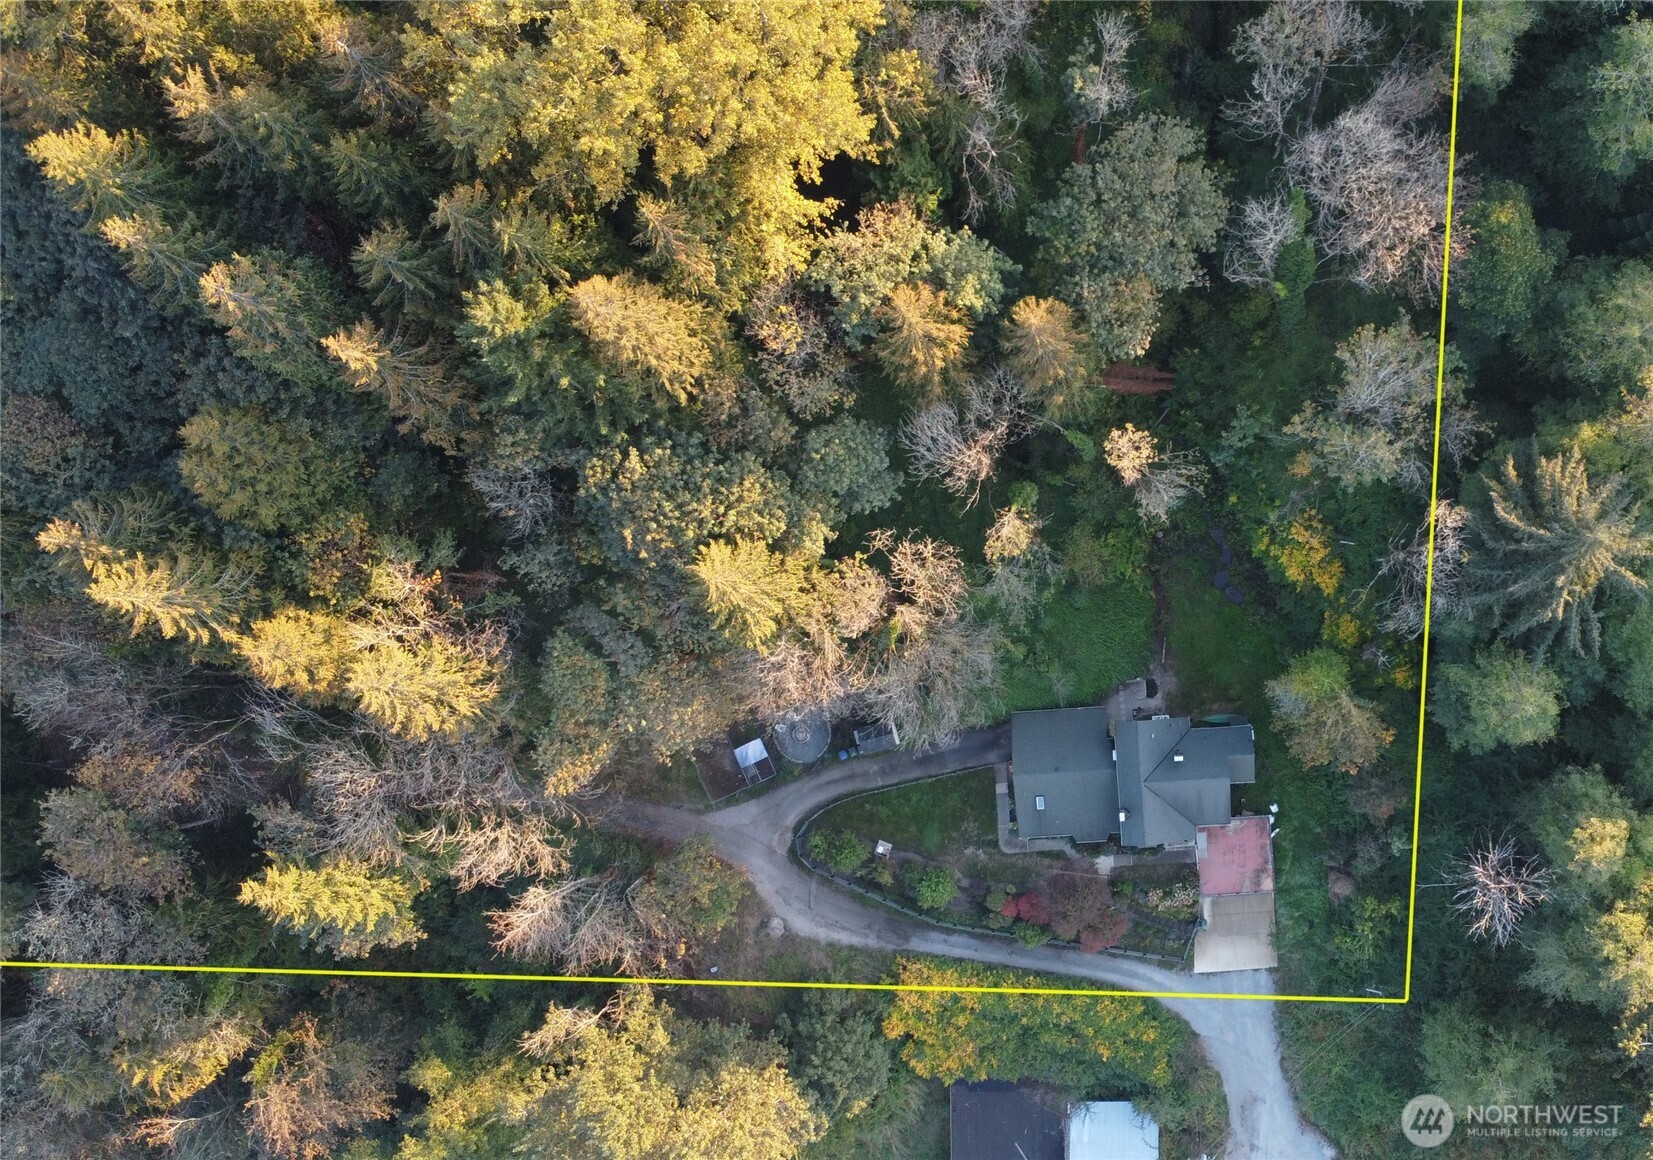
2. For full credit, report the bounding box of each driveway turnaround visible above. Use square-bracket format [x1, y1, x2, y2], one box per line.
[602, 725, 1337, 1160]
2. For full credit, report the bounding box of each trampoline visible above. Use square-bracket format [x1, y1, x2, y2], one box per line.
[771, 712, 831, 764]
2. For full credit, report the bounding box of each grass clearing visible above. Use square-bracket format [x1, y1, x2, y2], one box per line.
[1163, 563, 1284, 716]
[815, 769, 996, 857]
[999, 579, 1155, 713]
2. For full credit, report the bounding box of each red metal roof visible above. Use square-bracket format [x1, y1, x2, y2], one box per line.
[1197, 815, 1274, 896]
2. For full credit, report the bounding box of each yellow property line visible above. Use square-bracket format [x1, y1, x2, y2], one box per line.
[1402, 0, 1465, 1008]
[1, 4, 1464, 1008]
[0, 960, 1406, 1003]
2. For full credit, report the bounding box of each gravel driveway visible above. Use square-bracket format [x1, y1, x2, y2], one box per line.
[601, 726, 1337, 1160]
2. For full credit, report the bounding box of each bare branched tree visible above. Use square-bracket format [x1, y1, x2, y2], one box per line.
[906, 0, 1039, 222]
[1445, 834, 1551, 947]
[1133, 451, 1209, 523]
[1286, 64, 1469, 302]
[899, 368, 1027, 505]
[519, 995, 622, 1058]
[1285, 318, 1485, 490]
[1223, 192, 1306, 286]
[1063, 11, 1138, 125]
[1377, 499, 1472, 639]
[860, 612, 1002, 751]
[745, 279, 854, 418]
[1104, 423, 1208, 522]
[468, 455, 561, 540]
[409, 811, 568, 891]
[1224, 0, 1379, 147]
[488, 874, 648, 974]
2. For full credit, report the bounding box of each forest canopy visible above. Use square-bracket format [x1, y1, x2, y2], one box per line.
[3, 1, 1653, 1157]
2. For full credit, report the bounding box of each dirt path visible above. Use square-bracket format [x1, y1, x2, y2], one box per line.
[599, 728, 1336, 1160]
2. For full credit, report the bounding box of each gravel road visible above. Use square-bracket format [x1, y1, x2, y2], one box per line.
[600, 726, 1336, 1160]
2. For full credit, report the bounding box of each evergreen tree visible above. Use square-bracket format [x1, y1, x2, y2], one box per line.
[344, 635, 500, 742]
[98, 209, 225, 310]
[872, 282, 971, 397]
[38, 517, 253, 646]
[1001, 295, 1088, 418]
[352, 224, 447, 317]
[197, 253, 342, 389]
[1431, 646, 1564, 755]
[233, 607, 353, 702]
[566, 273, 713, 406]
[690, 539, 809, 650]
[178, 404, 360, 533]
[239, 859, 425, 958]
[1470, 442, 1653, 657]
[162, 66, 323, 195]
[322, 321, 473, 451]
[776, 991, 893, 1119]
[24, 122, 163, 224]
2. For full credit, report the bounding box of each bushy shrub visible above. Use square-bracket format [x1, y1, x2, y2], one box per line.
[808, 828, 868, 874]
[1013, 920, 1052, 946]
[905, 865, 958, 911]
[1079, 910, 1131, 953]
[862, 860, 896, 889]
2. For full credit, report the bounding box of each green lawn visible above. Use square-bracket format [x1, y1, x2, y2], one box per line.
[998, 579, 1155, 713]
[815, 769, 996, 857]
[1163, 563, 1285, 716]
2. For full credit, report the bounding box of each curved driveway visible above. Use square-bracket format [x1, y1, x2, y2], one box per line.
[600, 725, 1335, 1160]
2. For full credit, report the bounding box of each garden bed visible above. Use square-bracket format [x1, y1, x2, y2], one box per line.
[801, 771, 1190, 961]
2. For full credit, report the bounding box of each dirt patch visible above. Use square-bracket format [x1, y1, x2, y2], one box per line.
[598, 747, 706, 808]
[691, 741, 747, 802]
[1327, 866, 1356, 904]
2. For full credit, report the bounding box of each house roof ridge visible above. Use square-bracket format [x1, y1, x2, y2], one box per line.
[1139, 717, 1195, 785]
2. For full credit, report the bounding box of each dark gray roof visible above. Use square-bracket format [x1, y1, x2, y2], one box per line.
[949, 1081, 1064, 1160]
[1116, 719, 1255, 848]
[1009, 708, 1118, 843]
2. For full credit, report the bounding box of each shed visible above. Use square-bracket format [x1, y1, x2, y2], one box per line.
[732, 738, 777, 785]
[1067, 1101, 1160, 1160]
[948, 1081, 1063, 1160]
[852, 722, 900, 755]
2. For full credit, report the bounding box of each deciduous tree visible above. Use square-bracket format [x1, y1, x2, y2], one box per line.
[1284, 318, 1481, 490]
[1265, 649, 1394, 773]
[1030, 115, 1227, 360]
[1431, 646, 1564, 755]
[38, 788, 190, 900]
[244, 1015, 394, 1160]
